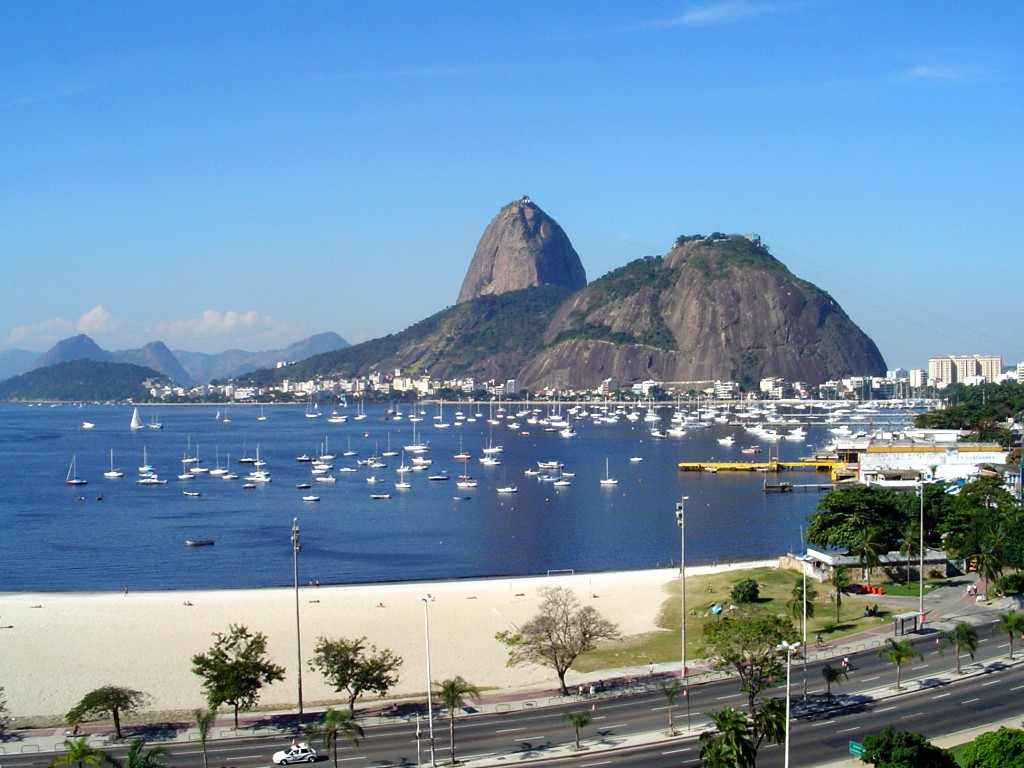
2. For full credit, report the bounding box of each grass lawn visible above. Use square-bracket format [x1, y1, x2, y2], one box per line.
[577, 566, 898, 673]
[875, 578, 950, 597]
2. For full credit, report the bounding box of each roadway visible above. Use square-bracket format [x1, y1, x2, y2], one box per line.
[4, 616, 1021, 767]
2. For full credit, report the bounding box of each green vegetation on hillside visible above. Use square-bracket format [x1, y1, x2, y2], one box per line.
[916, 381, 1024, 446]
[0, 360, 170, 402]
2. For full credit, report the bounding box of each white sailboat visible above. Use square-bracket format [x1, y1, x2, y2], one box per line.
[65, 455, 87, 486]
[130, 407, 143, 430]
[103, 449, 123, 478]
[257, 405, 267, 421]
[599, 457, 618, 486]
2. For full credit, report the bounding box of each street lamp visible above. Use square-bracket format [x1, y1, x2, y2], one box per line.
[777, 640, 800, 768]
[421, 594, 436, 766]
[919, 479, 926, 617]
[675, 495, 691, 730]
[291, 518, 303, 715]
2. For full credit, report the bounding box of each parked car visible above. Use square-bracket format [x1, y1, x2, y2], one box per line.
[273, 743, 317, 764]
[844, 583, 868, 595]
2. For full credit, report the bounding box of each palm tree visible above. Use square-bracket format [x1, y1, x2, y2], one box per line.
[993, 610, 1024, 660]
[899, 520, 921, 585]
[103, 738, 169, 768]
[852, 527, 886, 584]
[660, 679, 682, 735]
[751, 698, 786, 754]
[48, 737, 107, 768]
[308, 708, 364, 768]
[877, 638, 922, 691]
[787, 576, 814, 621]
[193, 708, 215, 768]
[699, 707, 755, 768]
[831, 566, 851, 624]
[564, 709, 593, 750]
[940, 621, 979, 675]
[821, 664, 848, 703]
[435, 676, 480, 764]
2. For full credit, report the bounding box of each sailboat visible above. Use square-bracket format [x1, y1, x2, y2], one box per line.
[599, 457, 619, 486]
[130, 407, 143, 430]
[103, 449, 123, 478]
[381, 432, 398, 457]
[65, 455, 87, 485]
[305, 395, 320, 418]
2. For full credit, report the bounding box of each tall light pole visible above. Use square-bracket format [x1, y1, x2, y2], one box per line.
[421, 594, 436, 767]
[777, 640, 800, 768]
[291, 517, 303, 715]
[676, 495, 690, 730]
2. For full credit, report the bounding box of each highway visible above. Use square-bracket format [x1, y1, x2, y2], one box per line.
[5, 619, 1022, 767]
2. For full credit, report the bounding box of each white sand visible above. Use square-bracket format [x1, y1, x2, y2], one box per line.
[1, 569, 687, 720]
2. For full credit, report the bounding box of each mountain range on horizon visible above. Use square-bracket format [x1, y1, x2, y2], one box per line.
[9, 331, 350, 386]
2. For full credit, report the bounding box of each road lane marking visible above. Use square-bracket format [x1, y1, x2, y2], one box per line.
[715, 693, 741, 700]
[900, 712, 924, 719]
[876, 706, 896, 713]
[932, 692, 951, 699]
[663, 747, 693, 754]
[495, 727, 525, 733]
[837, 726, 860, 734]
[962, 697, 980, 704]
[581, 760, 613, 766]
[810, 720, 833, 728]
[861, 675, 880, 682]
[982, 680, 1000, 686]
[1011, 684, 1024, 691]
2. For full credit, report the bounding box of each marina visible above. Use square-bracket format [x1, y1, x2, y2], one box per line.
[0, 399, 924, 592]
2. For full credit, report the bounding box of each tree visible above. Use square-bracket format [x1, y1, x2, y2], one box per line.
[831, 566, 852, 624]
[48, 737, 107, 768]
[787, 576, 814, 621]
[807, 486, 908, 552]
[66, 686, 150, 741]
[309, 636, 403, 715]
[877, 638, 922, 691]
[701, 613, 796, 722]
[993, 610, 1024, 660]
[104, 738, 169, 768]
[435, 676, 480, 765]
[308, 708, 364, 768]
[660, 678, 682, 735]
[862, 725, 957, 768]
[191, 624, 285, 728]
[730, 578, 760, 604]
[564, 709, 592, 750]
[940, 621, 979, 674]
[821, 664, 848, 703]
[0, 685, 8, 732]
[852, 527, 887, 584]
[193, 708, 216, 768]
[495, 586, 620, 695]
[960, 726, 1024, 767]
[899, 520, 921, 585]
[750, 698, 785, 755]
[698, 707, 755, 768]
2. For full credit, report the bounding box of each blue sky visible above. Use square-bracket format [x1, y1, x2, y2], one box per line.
[1, 2, 1021, 370]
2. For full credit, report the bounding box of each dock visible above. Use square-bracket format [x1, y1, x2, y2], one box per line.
[677, 458, 849, 482]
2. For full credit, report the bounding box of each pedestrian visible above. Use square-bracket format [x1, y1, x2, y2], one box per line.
[815, 632, 823, 646]
[842, 656, 850, 671]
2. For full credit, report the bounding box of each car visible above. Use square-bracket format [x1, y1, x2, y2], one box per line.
[844, 583, 868, 595]
[273, 743, 317, 764]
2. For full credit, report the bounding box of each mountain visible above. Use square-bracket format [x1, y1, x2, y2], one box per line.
[251, 287, 569, 387]
[457, 196, 587, 303]
[174, 331, 350, 382]
[0, 359, 170, 402]
[518, 234, 886, 389]
[116, 341, 195, 387]
[0, 348, 38, 381]
[29, 334, 112, 371]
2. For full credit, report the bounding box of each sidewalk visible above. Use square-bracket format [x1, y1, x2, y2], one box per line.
[5, 577, 1019, 764]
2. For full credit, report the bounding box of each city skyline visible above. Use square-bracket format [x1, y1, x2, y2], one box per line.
[2, 2, 1022, 369]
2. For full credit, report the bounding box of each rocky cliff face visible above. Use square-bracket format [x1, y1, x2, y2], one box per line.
[457, 197, 587, 303]
[518, 235, 886, 389]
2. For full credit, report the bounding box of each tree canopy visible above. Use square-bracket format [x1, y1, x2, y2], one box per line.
[308, 636, 402, 715]
[960, 726, 1024, 768]
[495, 586, 619, 695]
[66, 686, 150, 740]
[191, 624, 285, 727]
[862, 725, 957, 768]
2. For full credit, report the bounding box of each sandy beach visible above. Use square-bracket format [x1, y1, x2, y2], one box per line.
[0, 562, 774, 721]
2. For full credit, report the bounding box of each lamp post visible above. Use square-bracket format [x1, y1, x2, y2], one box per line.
[291, 517, 303, 715]
[675, 495, 690, 730]
[919, 479, 926, 617]
[421, 594, 436, 766]
[777, 640, 800, 768]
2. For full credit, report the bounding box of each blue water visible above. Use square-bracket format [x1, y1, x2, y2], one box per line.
[0, 402, 885, 592]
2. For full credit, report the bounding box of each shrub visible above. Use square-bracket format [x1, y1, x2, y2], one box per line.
[731, 578, 760, 604]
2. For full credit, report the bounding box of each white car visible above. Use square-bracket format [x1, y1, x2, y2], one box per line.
[273, 743, 318, 764]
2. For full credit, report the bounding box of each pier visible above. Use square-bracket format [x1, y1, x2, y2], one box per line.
[677, 458, 849, 482]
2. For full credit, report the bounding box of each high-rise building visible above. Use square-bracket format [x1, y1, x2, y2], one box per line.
[927, 354, 1002, 386]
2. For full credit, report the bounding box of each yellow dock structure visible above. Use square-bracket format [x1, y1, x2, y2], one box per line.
[677, 458, 851, 482]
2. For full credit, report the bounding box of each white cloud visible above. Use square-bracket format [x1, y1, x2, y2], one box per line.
[897, 63, 989, 84]
[153, 310, 305, 350]
[6, 317, 75, 349]
[76, 305, 117, 335]
[625, 1, 774, 32]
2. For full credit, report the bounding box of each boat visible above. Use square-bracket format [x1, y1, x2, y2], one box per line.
[130, 407, 143, 431]
[315, 475, 336, 483]
[302, 495, 320, 502]
[553, 478, 572, 487]
[138, 447, 155, 475]
[185, 539, 215, 547]
[257, 405, 267, 421]
[428, 473, 449, 481]
[183, 491, 201, 497]
[305, 395, 320, 418]
[717, 435, 735, 446]
[81, 421, 95, 429]
[496, 485, 518, 494]
[370, 493, 391, 500]
[103, 449, 123, 479]
[137, 475, 167, 485]
[65, 455, 87, 486]
[599, 458, 618, 486]
[148, 414, 163, 429]
[395, 479, 412, 490]
[241, 482, 256, 489]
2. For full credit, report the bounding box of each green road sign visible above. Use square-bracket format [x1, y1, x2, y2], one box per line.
[849, 740, 866, 757]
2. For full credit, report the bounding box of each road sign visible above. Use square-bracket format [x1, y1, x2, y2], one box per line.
[849, 740, 866, 757]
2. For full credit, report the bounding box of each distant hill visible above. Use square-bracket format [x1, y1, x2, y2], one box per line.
[116, 341, 195, 387]
[0, 348, 38, 381]
[174, 331, 350, 382]
[29, 334, 112, 370]
[0, 359, 170, 402]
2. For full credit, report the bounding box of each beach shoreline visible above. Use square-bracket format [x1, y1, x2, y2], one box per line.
[1, 560, 777, 721]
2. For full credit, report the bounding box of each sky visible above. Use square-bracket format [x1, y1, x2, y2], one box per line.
[1, 2, 1022, 370]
